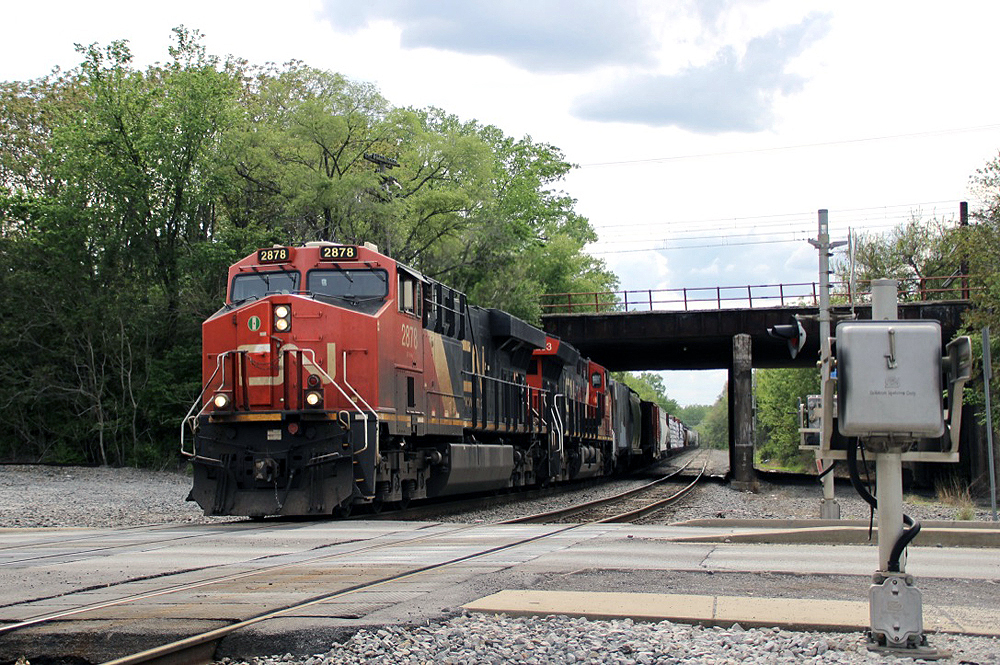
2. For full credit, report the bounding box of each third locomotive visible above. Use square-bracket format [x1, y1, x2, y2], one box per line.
[183, 242, 697, 517]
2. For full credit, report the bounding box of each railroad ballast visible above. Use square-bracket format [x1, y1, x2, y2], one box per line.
[182, 242, 697, 517]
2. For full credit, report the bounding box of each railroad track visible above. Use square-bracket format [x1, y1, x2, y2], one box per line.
[2, 461, 711, 664]
[358, 454, 701, 523]
[503, 459, 707, 524]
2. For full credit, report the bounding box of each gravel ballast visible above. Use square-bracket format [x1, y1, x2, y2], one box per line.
[3, 464, 998, 664]
[218, 614, 1000, 665]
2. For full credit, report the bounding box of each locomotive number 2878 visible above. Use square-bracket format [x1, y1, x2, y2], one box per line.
[401, 323, 419, 349]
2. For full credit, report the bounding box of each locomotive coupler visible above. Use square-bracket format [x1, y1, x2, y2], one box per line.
[254, 457, 279, 483]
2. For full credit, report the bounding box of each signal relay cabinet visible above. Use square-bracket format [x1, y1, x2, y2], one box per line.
[836, 320, 944, 440]
[817, 319, 972, 461]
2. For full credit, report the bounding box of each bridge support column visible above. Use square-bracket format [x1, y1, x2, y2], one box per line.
[730, 334, 758, 492]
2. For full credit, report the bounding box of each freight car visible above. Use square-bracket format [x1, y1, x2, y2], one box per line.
[181, 242, 695, 517]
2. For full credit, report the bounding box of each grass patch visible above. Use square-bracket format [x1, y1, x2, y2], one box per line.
[936, 477, 977, 521]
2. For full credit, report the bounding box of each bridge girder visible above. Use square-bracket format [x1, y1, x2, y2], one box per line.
[541, 302, 968, 371]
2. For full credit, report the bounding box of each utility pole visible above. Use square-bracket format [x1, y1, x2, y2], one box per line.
[809, 210, 847, 519]
[364, 152, 400, 256]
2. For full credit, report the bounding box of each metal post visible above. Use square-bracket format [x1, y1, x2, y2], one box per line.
[960, 202, 970, 300]
[984, 326, 997, 521]
[810, 210, 844, 519]
[863, 279, 944, 657]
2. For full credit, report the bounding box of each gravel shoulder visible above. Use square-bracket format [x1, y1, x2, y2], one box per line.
[0, 464, 234, 528]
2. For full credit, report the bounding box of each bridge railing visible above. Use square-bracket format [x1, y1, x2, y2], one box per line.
[541, 274, 975, 314]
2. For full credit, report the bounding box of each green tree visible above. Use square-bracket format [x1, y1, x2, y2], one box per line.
[612, 372, 681, 414]
[960, 151, 1000, 454]
[0, 28, 618, 466]
[0, 28, 244, 465]
[223, 65, 616, 323]
[754, 368, 819, 470]
[833, 213, 963, 302]
[675, 404, 709, 429]
[698, 385, 728, 450]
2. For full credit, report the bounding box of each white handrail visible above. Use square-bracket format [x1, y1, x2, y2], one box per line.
[342, 350, 380, 460]
[552, 394, 565, 458]
[295, 347, 379, 460]
[180, 352, 230, 458]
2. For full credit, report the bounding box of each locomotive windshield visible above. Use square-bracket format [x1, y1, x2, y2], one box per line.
[307, 269, 388, 313]
[230, 271, 300, 303]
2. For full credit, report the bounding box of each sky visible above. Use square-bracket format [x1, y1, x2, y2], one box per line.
[4, 0, 999, 406]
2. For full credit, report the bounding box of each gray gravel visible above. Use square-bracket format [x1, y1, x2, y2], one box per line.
[440, 476, 994, 526]
[218, 614, 1000, 664]
[3, 463, 999, 664]
[0, 464, 234, 528]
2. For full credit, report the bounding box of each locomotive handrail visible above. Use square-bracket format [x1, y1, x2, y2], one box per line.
[461, 370, 536, 390]
[340, 349, 380, 463]
[180, 352, 230, 460]
[552, 394, 565, 458]
[292, 347, 379, 464]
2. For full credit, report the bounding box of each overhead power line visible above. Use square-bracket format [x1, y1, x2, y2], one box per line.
[579, 124, 1000, 168]
[590, 200, 962, 232]
[587, 207, 966, 255]
[588, 237, 806, 254]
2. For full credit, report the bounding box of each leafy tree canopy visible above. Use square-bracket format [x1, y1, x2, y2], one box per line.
[754, 368, 818, 471]
[613, 372, 681, 414]
[0, 28, 616, 465]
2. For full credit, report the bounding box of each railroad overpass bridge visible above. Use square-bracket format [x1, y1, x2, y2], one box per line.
[540, 280, 972, 487]
[540, 301, 969, 371]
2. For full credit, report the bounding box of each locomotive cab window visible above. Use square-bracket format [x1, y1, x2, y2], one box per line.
[591, 372, 602, 388]
[307, 269, 388, 313]
[398, 271, 421, 318]
[230, 271, 300, 304]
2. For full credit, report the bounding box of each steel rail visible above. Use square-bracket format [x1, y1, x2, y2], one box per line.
[501, 457, 696, 524]
[100, 522, 584, 665]
[91, 460, 707, 664]
[594, 462, 707, 524]
[0, 522, 475, 636]
[12, 456, 705, 663]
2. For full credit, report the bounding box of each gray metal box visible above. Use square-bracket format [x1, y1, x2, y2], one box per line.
[836, 320, 944, 438]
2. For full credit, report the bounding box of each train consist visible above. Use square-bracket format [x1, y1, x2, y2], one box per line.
[182, 243, 698, 517]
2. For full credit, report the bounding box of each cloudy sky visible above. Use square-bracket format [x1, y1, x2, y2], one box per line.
[4, 1, 999, 405]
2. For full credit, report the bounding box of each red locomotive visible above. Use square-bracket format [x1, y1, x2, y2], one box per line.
[182, 242, 693, 517]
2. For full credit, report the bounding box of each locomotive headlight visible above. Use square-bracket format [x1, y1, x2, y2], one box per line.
[304, 390, 323, 408]
[273, 304, 291, 332]
[212, 392, 231, 410]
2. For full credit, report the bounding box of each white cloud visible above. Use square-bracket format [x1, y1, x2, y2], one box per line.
[318, 0, 657, 73]
[571, 13, 831, 132]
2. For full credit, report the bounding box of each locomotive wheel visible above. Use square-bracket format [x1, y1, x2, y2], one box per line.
[334, 499, 352, 519]
[397, 479, 416, 509]
[369, 496, 384, 514]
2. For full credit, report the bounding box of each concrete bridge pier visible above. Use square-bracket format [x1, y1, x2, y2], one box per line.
[729, 333, 758, 492]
